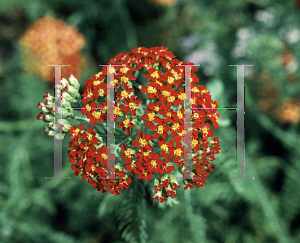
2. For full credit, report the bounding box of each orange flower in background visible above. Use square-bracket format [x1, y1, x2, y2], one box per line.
[273, 98, 300, 125]
[149, 0, 176, 6]
[19, 15, 85, 83]
[253, 70, 280, 113]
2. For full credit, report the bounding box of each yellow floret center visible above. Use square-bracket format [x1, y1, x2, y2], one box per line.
[139, 138, 147, 147]
[92, 111, 101, 119]
[87, 91, 93, 98]
[157, 125, 164, 134]
[151, 160, 157, 167]
[192, 87, 199, 93]
[202, 127, 208, 135]
[123, 119, 130, 128]
[191, 139, 198, 148]
[85, 104, 92, 112]
[177, 111, 183, 119]
[151, 71, 159, 78]
[167, 96, 175, 102]
[193, 112, 199, 119]
[109, 67, 115, 74]
[174, 149, 182, 157]
[167, 77, 174, 84]
[162, 90, 170, 97]
[129, 102, 136, 110]
[125, 149, 132, 158]
[121, 76, 129, 83]
[114, 107, 121, 115]
[178, 130, 186, 137]
[98, 89, 105, 97]
[121, 90, 129, 98]
[120, 67, 130, 73]
[148, 113, 155, 121]
[161, 144, 168, 152]
[172, 123, 179, 131]
[93, 80, 101, 86]
[147, 86, 157, 94]
[179, 93, 186, 100]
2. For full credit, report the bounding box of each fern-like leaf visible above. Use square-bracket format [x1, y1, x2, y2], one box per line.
[117, 176, 148, 243]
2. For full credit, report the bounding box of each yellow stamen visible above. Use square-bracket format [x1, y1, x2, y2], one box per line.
[98, 89, 105, 97]
[120, 67, 130, 73]
[151, 160, 157, 167]
[129, 102, 136, 110]
[151, 71, 159, 78]
[157, 125, 164, 134]
[148, 113, 155, 121]
[92, 111, 101, 119]
[147, 86, 157, 94]
[161, 144, 168, 152]
[174, 149, 182, 157]
[123, 119, 130, 128]
[172, 123, 179, 131]
[139, 138, 147, 147]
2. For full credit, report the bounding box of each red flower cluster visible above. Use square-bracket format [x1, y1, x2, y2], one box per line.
[69, 46, 221, 202]
[68, 124, 131, 195]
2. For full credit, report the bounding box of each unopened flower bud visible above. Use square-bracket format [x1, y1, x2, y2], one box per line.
[61, 90, 77, 103]
[60, 119, 71, 132]
[43, 92, 53, 101]
[44, 100, 54, 108]
[47, 122, 54, 128]
[61, 97, 71, 108]
[37, 102, 50, 113]
[65, 84, 80, 98]
[37, 112, 44, 120]
[61, 78, 69, 88]
[54, 133, 65, 140]
[44, 114, 55, 122]
[68, 75, 80, 90]
[47, 130, 55, 136]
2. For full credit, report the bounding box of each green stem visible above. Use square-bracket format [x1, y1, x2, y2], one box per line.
[78, 98, 84, 107]
[117, 136, 133, 147]
[73, 116, 90, 122]
[131, 81, 142, 90]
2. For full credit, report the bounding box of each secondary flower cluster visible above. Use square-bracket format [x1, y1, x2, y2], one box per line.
[68, 46, 221, 203]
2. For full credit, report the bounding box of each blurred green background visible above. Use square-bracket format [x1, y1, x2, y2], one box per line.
[0, 0, 300, 242]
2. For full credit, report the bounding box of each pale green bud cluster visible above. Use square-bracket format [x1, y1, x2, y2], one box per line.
[38, 75, 82, 140]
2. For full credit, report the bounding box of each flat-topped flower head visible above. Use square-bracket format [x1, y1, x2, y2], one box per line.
[37, 46, 220, 202]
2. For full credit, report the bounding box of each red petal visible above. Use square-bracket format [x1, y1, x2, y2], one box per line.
[79, 124, 85, 130]
[132, 140, 140, 147]
[153, 133, 159, 140]
[138, 130, 143, 138]
[144, 134, 152, 141]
